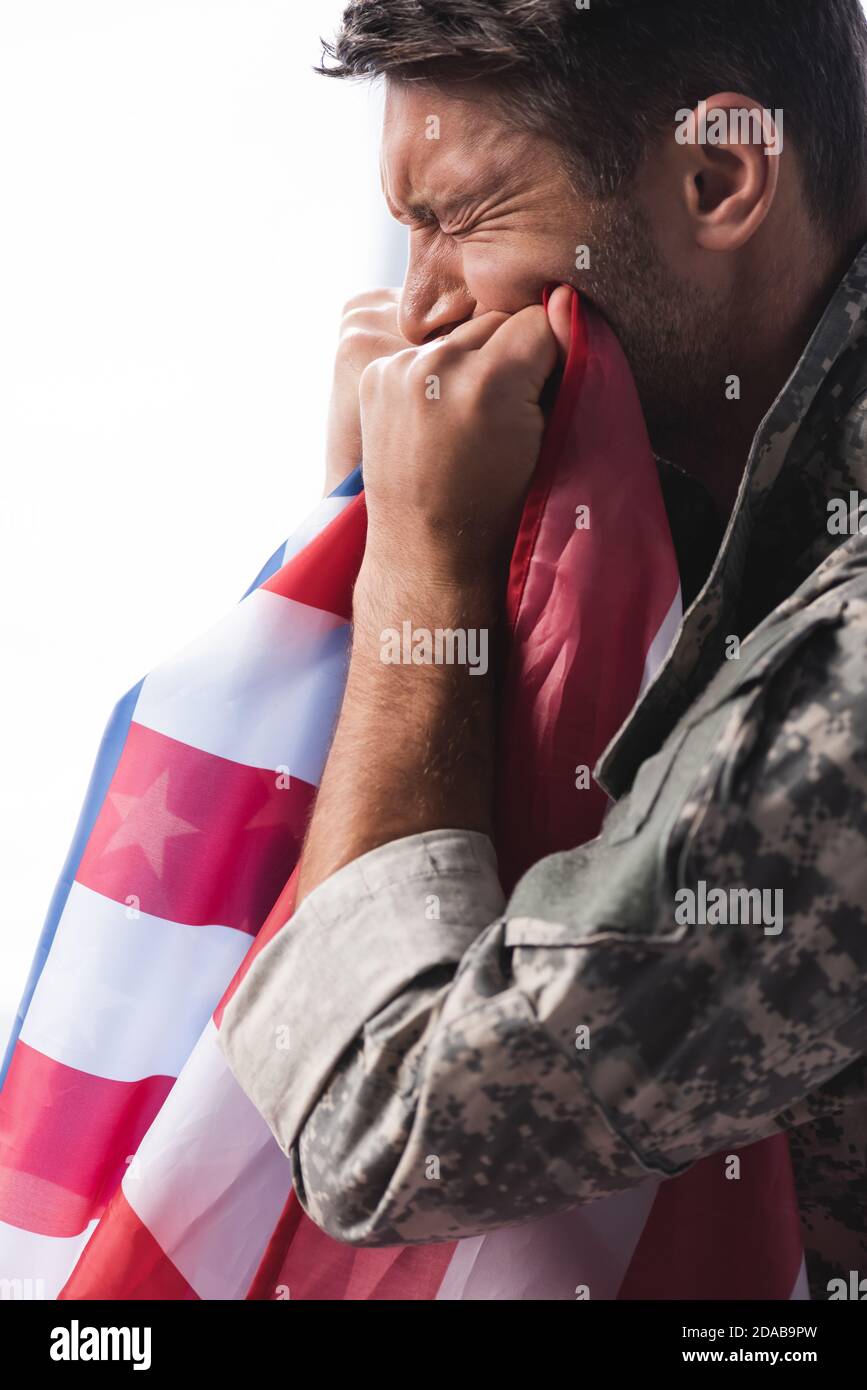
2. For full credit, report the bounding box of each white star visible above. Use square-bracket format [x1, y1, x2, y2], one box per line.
[104, 768, 199, 879]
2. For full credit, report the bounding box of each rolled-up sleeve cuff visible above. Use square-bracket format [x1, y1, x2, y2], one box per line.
[217, 829, 504, 1154]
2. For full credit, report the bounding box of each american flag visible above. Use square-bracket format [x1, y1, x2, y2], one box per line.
[0, 292, 806, 1300]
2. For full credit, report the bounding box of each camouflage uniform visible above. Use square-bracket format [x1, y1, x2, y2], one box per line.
[220, 241, 867, 1297]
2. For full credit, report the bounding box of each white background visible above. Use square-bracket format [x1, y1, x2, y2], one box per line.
[0, 1, 405, 1043]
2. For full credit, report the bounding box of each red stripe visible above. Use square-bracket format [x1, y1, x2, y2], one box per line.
[619, 1137, 803, 1300]
[77, 723, 314, 934]
[0, 1042, 171, 1237]
[263, 493, 367, 619]
[59, 1188, 198, 1300]
[246, 1190, 454, 1301]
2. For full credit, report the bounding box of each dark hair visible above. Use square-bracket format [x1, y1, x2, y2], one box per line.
[318, 0, 867, 236]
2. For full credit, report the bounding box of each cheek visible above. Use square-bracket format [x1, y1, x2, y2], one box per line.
[461, 237, 575, 312]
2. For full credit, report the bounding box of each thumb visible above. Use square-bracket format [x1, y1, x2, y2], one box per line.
[546, 284, 574, 366]
[479, 304, 558, 396]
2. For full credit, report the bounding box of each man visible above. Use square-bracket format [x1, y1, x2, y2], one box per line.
[220, 0, 867, 1296]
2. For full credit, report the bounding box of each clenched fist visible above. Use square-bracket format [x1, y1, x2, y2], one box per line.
[358, 287, 573, 578]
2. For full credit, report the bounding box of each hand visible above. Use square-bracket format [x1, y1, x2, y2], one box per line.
[323, 289, 407, 495]
[299, 290, 573, 902]
[358, 287, 573, 578]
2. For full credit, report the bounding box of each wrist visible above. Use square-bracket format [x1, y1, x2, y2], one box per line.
[361, 519, 507, 595]
[352, 551, 500, 685]
[355, 548, 499, 629]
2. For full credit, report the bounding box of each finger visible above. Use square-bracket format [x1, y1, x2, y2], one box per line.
[344, 287, 401, 311]
[546, 285, 574, 367]
[429, 309, 511, 354]
[343, 301, 405, 333]
[479, 304, 559, 394]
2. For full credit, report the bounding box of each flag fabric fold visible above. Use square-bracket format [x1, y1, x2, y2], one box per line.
[0, 292, 805, 1300]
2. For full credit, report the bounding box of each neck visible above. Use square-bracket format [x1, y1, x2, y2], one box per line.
[659, 228, 866, 522]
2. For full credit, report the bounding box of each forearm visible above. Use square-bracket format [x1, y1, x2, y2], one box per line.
[296, 542, 500, 904]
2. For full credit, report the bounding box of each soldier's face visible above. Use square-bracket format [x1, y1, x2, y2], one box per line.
[381, 79, 732, 456]
[381, 80, 582, 342]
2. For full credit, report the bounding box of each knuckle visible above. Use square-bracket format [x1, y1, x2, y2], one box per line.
[474, 362, 507, 397]
[341, 290, 376, 314]
[360, 346, 410, 396]
[335, 326, 392, 373]
[358, 357, 383, 396]
[338, 307, 372, 337]
[406, 347, 431, 378]
[341, 287, 399, 315]
[406, 349, 441, 388]
[420, 339, 455, 371]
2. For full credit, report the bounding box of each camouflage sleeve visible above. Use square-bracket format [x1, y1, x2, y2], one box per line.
[218, 606, 867, 1247]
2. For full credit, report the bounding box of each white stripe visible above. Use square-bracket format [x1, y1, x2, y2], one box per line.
[133, 589, 350, 783]
[280, 495, 353, 566]
[19, 883, 250, 1083]
[0, 1218, 98, 1300]
[789, 1252, 811, 1300]
[123, 1019, 292, 1300]
[436, 1181, 659, 1300]
[638, 585, 683, 698]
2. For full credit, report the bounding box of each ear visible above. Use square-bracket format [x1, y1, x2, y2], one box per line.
[671, 92, 781, 252]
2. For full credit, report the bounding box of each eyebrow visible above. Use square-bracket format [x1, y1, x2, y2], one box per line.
[382, 178, 489, 228]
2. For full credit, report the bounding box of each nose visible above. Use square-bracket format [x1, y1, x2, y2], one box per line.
[398, 241, 476, 344]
